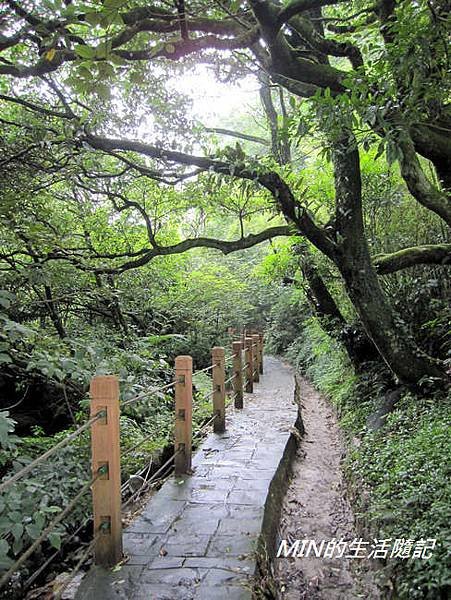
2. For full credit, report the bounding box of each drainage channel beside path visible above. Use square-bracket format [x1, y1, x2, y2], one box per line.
[76, 356, 297, 600]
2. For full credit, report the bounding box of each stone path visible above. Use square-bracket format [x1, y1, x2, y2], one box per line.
[76, 356, 297, 600]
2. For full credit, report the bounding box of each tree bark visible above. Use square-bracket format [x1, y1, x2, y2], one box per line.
[374, 244, 451, 274]
[298, 249, 379, 367]
[331, 134, 444, 384]
[410, 123, 451, 191]
[43, 284, 67, 340]
[259, 73, 291, 165]
[396, 131, 451, 227]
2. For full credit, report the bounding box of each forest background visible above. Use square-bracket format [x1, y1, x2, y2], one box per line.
[0, 0, 449, 598]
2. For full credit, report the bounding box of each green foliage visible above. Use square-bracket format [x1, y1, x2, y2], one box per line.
[348, 396, 451, 599]
[0, 412, 20, 464]
[264, 287, 306, 355]
[273, 315, 451, 599]
[0, 420, 91, 574]
[0, 369, 221, 586]
[0, 0, 449, 591]
[284, 318, 374, 431]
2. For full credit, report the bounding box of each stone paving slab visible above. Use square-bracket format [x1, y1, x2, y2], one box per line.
[76, 356, 296, 600]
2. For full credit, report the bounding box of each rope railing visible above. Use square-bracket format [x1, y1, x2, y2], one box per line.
[121, 430, 157, 459]
[203, 388, 215, 400]
[0, 330, 265, 593]
[122, 380, 177, 407]
[0, 410, 106, 494]
[122, 448, 183, 509]
[53, 527, 103, 600]
[224, 374, 235, 386]
[54, 541, 94, 600]
[0, 466, 106, 588]
[224, 352, 238, 364]
[23, 517, 91, 592]
[192, 414, 217, 440]
[192, 364, 215, 375]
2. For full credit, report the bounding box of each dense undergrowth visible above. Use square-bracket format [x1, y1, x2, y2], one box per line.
[269, 317, 450, 599]
[0, 249, 256, 596]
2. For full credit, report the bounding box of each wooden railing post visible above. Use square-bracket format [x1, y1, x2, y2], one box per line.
[174, 355, 193, 475]
[259, 333, 264, 374]
[90, 375, 122, 567]
[232, 341, 244, 409]
[245, 337, 254, 393]
[252, 334, 260, 383]
[212, 347, 226, 433]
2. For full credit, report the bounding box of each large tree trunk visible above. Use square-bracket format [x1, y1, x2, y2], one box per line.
[332, 133, 444, 385]
[335, 257, 443, 384]
[256, 74, 442, 383]
[396, 131, 451, 227]
[258, 81, 376, 367]
[297, 248, 379, 368]
[411, 122, 451, 191]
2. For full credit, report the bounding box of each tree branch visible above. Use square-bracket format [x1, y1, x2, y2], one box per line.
[396, 132, 451, 227]
[288, 15, 364, 68]
[0, 93, 73, 119]
[84, 132, 336, 258]
[204, 127, 269, 145]
[374, 244, 451, 275]
[96, 226, 295, 274]
[277, 0, 347, 30]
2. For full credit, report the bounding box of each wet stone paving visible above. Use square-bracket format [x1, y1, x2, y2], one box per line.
[76, 356, 296, 600]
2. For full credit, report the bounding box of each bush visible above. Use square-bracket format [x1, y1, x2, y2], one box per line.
[347, 396, 451, 599]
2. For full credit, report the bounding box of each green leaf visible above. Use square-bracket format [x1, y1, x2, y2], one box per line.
[0, 539, 12, 570]
[110, 53, 127, 66]
[85, 12, 103, 27]
[386, 141, 398, 165]
[0, 291, 14, 308]
[77, 65, 93, 80]
[11, 523, 24, 541]
[74, 45, 96, 60]
[26, 523, 42, 540]
[374, 141, 385, 161]
[0, 353, 12, 364]
[104, 0, 125, 7]
[96, 83, 111, 100]
[97, 62, 115, 79]
[48, 532, 61, 550]
[130, 71, 144, 84]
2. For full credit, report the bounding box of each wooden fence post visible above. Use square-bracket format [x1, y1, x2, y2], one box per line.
[252, 334, 260, 383]
[232, 341, 244, 409]
[90, 375, 122, 567]
[259, 333, 264, 374]
[212, 347, 226, 433]
[245, 337, 254, 393]
[174, 355, 193, 475]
